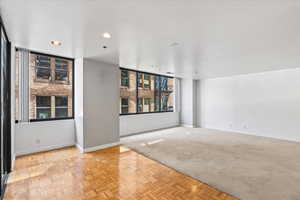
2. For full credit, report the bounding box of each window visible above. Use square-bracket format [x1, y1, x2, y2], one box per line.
[120, 98, 129, 114]
[55, 58, 69, 81]
[121, 70, 129, 87]
[36, 55, 51, 80]
[36, 96, 51, 119]
[144, 74, 150, 89]
[120, 68, 174, 115]
[137, 98, 151, 112]
[138, 73, 151, 89]
[160, 77, 174, 111]
[55, 96, 68, 118]
[15, 50, 74, 121]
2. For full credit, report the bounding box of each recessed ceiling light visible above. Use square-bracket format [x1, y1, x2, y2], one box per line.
[170, 42, 179, 47]
[50, 40, 62, 46]
[102, 32, 111, 39]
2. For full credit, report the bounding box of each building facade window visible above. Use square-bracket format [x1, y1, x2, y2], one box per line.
[15, 50, 74, 122]
[120, 98, 129, 114]
[36, 55, 51, 80]
[120, 68, 174, 115]
[121, 70, 129, 87]
[138, 73, 151, 89]
[55, 96, 68, 118]
[55, 58, 69, 81]
[36, 96, 51, 119]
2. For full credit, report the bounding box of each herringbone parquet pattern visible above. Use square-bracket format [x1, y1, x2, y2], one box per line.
[4, 146, 238, 200]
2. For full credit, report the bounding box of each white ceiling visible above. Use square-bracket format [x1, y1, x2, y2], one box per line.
[1, 0, 300, 78]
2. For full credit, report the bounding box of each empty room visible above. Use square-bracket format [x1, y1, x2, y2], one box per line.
[0, 0, 299, 200]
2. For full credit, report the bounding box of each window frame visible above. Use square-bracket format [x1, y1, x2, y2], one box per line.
[16, 51, 75, 123]
[119, 67, 174, 116]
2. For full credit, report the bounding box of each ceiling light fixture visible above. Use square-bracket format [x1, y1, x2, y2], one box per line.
[50, 40, 62, 46]
[170, 42, 179, 47]
[102, 32, 111, 39]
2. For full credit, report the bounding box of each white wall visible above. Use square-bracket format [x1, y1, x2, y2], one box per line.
[120, 112, 179, 136]
[181, 79, 197, 127]
[82, 59, 120, 149]
[15, 120, 75, 156]
[74, 58, 84, 150]
[200, 68, 300, 142]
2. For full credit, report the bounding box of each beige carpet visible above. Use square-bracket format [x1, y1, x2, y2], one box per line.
[121, 127, 300, 200]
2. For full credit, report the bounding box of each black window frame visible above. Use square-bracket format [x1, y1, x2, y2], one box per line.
[119, 67, 174, 116]
[15, 51, 75, 123]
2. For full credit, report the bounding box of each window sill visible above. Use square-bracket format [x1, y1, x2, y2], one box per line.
[120, 111, 174, 116]
[15, 117, 74, 123]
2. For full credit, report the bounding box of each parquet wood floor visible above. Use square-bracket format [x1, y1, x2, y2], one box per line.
[4, 146, 238, 200]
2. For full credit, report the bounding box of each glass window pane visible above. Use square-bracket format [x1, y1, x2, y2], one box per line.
[55, 58, 69, 81]
[138, 98, 142, 112]
[121, 70, 129, 87]
[120, 70, 136, 114]
[36, 96, 51, 107]
[138, 73, 155, 113]
[120, 98, 129, 114]
[36, 96, 51, 119]
[55, 71, 68, 81]
[55, 96, 68, 118]
[28, 52, 73, 120]
[36, 55, 51, 80]
[55, 96, 68, 107]
[36, 68, 51, 80]
[154, 76, 160, 112]
[160, 77, 174, 111]
[37, 108, 51, 119]
[144, 74, 150, 89]
[138, 73, 143, 88]
[55, 108, 68, 118]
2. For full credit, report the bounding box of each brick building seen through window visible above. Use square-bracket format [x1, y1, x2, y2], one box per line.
[120, 69, 174, 114]
[15, 51, 73, 120]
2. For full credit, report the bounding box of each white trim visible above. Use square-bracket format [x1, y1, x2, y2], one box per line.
[15, 142, 75, 156]
[11, 154, 16, 170]
[76, 143, 84, 153]
[83, 142, 120, 153]
[205, 127, 300, 143]
[181, 124, 195, 128]
[121, 125, 179, 137]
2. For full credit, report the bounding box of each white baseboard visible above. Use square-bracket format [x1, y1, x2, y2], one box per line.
[11, 154, 16, 170]
[76, 144, 84, 153]
[15, 142, 75, 156]
[83, 142, 120, 153]
[204, 126, 300, 143]
[181, 124, 195, 128]
[120, 124, 180, 137]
